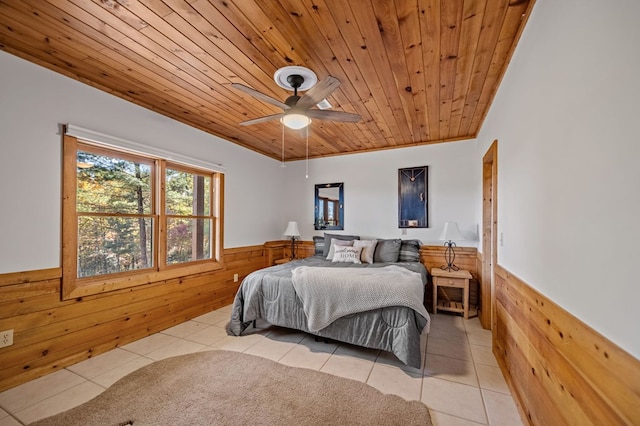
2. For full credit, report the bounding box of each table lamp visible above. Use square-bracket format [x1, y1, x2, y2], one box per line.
[283, 221, 300, 260]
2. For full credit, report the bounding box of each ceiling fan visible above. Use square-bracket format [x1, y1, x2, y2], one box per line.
[231, 70, 361, 130]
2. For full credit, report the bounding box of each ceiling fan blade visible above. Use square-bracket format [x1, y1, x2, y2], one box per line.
[296, 76, 341, 109]
[239, 113, 284, 126]
[231, 83, 289, 110]
[305, 109, 361, 123]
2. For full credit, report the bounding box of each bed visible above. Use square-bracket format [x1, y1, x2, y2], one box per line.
[227, 236, 430, 368]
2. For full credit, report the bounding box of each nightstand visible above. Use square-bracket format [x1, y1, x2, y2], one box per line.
[430, 268, 475, 319]
[274, 258, 292, 265]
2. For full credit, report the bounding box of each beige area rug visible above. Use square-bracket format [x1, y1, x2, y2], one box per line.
[30, 350, 432, 426]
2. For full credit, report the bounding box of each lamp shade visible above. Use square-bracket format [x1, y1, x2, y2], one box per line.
[281, 113, 311, 130]
[439, 221, 463, 242]
[283, 221, 300, 237]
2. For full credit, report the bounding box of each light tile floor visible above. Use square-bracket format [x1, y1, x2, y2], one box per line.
[0, 305, 522, 425]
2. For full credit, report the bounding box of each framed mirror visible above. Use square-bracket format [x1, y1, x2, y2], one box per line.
[315, 183, 344, 230]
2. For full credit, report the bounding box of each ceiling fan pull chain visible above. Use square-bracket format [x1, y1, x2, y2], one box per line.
[281, 122, 286, 168]
[306, 125, 309, 179]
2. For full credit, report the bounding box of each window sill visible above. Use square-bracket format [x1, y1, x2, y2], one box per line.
[62, 261, 224, 300]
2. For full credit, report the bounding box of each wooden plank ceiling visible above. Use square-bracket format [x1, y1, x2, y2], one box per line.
[0, 0, 533, 161]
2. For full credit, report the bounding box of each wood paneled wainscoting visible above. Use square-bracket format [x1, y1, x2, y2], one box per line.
[494, 265, 640, 425]
[263, 240, 315, 266]
[0, 245, 267, 392]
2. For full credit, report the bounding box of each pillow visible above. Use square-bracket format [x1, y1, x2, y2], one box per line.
[373, 239, 402, 263]
[331, 245, 363, 264]
[353, 239, 378, 264]
[312, 236, 325, 256]
[322, 233, 360, 258]
[398, 239, 421, 262]
[326, 239, 354, 260]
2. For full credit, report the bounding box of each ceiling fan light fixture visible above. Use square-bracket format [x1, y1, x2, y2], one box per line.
[281, 113, 311, 129]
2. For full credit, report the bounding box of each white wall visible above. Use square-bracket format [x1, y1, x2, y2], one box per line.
[0, 51, 286, 274]
[477, 0, 640, 357]
[0, 49, 480, 275]
[283, 140, 480, 246]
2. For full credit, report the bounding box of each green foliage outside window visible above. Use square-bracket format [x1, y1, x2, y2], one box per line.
[76, 150, 153, 277]
[165, 168, 212, 265]
[75, 148, 214, 279]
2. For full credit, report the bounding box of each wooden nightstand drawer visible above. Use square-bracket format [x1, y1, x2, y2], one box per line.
[436, 277, 466, 288]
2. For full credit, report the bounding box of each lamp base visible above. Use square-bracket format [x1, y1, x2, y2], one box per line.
[440, 240, 459, 272]
[440, 263, 460, 272]
[289, 237, 297, 261]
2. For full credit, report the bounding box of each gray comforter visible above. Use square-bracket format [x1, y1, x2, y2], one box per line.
[227, 256, 430, 368]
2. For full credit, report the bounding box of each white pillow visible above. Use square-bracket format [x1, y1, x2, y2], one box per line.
[353, 239, 378, 264]
[326, 239, 354, 260]
[331, 245, 363, 264]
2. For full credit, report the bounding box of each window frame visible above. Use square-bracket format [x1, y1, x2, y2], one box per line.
[162, 162, 217, 269]
[62, 134, 224, 300]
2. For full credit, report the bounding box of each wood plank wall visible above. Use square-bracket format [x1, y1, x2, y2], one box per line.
[263, 240, 315, 266]
[494, 264, 640, 425]
[0, 245, 266, 392]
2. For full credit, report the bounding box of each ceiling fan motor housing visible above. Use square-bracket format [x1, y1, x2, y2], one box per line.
[286, 74, 305, 90]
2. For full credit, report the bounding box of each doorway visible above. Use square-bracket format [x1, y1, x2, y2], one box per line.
[481, 141, 498, 330]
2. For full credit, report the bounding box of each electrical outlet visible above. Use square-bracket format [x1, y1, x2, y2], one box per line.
[0, 329, 13, 348]
[233, 273, 239, 283]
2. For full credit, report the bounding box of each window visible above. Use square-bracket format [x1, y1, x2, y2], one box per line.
[165, 167, 213, 265]
[62, 135, 223, 299]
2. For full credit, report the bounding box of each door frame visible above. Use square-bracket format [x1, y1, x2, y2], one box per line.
[481, 140, 498, 330]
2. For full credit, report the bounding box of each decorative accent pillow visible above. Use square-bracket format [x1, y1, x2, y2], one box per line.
[373, 239, 402, 263]
[353, 239, 378, 264]
[322, 233, 360, 258]
[312, 236, 325, 256]
[331, 245, 363, 264]
[326, 239, 354, 260]
[398, 239, 421, 262]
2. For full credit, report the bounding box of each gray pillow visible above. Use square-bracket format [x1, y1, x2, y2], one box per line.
[398, 239, 421, 262]
[373, 239, 402, 263]
[312, 236, 325, 256]
[322, 233, 360, 258]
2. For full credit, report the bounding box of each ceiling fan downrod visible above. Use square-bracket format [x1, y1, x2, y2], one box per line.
[285, 74, 304, 107]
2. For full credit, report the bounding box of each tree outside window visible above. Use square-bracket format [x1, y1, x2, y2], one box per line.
[62, 135, 222, 299]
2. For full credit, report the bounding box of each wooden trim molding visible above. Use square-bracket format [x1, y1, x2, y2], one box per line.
[494, 264, 639, 425]
[481, 140, 497, 330]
